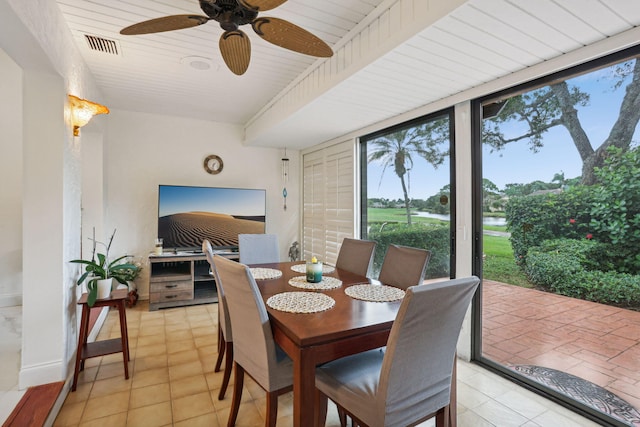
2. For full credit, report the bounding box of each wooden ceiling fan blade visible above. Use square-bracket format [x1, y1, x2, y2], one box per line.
[237, 0, 287, 12]
[219, 30, 251, 75]
[252, 17, 333, 58]
[120, 15, 209, 35]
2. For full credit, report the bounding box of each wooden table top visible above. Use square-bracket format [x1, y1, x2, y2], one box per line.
[253, 261, 402, 348]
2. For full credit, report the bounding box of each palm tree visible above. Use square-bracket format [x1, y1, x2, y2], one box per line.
[367, 120, 449, 225]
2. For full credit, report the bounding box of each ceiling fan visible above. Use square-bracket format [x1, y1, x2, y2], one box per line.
[120, 0, 334, 75]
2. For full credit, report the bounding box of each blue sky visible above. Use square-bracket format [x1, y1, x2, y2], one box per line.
[158, 185, 266, 217]
[367, 60, 640, 200]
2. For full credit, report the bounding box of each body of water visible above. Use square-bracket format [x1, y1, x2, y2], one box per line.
[413, 211, 507, 226]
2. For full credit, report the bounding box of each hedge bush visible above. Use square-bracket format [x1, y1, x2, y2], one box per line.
[505, 186, 597, 262]
[367, 223, 450, 279]
[525, 239, 640, 308]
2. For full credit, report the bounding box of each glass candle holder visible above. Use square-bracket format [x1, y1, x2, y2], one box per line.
[154, 238, 163, 255]
[306, 261, 323, 283]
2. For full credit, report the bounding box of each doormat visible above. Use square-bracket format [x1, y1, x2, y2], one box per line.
[512, 365, 640, 426]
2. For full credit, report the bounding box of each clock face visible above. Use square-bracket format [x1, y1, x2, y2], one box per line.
[204, 154, 223, 174]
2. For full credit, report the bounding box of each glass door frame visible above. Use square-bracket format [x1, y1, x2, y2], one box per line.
[359, 107, 457, 279]
[470, 46, 640, 427]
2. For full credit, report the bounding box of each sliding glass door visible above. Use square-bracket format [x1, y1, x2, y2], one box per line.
[474, 48, 640, 427]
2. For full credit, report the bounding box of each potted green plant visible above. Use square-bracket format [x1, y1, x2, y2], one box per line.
[70, 229, 139, 307]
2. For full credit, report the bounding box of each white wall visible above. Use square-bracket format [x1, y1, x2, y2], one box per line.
[0, 0, 104, 390]
[0, 48, 23, 307]
[103, 109, 300, 299]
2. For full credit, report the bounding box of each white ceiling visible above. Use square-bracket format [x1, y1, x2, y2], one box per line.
[56, 0, 640, 149]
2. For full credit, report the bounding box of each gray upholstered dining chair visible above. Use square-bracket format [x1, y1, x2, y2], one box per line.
[315, 276, 480, 427]
[377, 244, 431, 290]
[212, 254, 293, 427]
[202, 240, 233, 400]
[238, 233, 279, 264]
[335, 237, 377, 277]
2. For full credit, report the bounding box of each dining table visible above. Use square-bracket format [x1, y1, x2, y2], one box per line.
[250, 260, 458, 427]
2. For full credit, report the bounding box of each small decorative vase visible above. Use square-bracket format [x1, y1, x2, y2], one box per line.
[96, 278, 113, 300]
[306, 260, 323, 283]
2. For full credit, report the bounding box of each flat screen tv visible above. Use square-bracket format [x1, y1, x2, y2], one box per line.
[157, 185, 266, 252]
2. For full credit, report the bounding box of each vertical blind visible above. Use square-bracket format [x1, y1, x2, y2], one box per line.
[302, 140, 356, 265]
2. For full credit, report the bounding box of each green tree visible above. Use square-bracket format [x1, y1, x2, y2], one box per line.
[367, 119, 449, 225]
[484, 58, 640, 184]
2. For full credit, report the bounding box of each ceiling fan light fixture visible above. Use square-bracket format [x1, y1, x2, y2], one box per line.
[180, 55, 216, 71]
[121, 0, 333, 75]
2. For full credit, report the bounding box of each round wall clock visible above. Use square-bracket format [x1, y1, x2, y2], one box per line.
[203, 154, 223, 174]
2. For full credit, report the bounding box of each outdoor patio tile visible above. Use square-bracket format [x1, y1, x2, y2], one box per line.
[611, 325, 640, 340]
[492, 339, 531, 355]
[609, 344, 640, 371]
[608, 379, 640, 407]
[565, 363, 616, 387]
[526, 351, 582, 372]
[613, 365, 640, 382]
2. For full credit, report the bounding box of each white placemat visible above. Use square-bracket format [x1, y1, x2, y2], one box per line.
[290, 263, 336, 274]
[266, 292, 335, 313]
[250, 267, 283, 280]
[345, 284, 406, 302]
[288, 275, 343, 290]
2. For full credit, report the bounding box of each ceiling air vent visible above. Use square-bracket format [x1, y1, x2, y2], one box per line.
[84, 34, 120, 55]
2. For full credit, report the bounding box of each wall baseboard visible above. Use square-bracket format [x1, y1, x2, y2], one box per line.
[0, 294, 22, 308]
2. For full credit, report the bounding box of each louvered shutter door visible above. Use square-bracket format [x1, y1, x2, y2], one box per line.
[302, 140, 356, 265]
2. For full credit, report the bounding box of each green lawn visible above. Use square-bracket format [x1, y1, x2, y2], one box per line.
[483, 235, 533, 287]
[367, 207, 530, 286]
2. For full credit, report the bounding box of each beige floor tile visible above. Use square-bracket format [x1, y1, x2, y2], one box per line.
[129, 383, 171, 409]
[126, 401, 172, 427]
[64, 382, 92, 404]
[473, 399, 529, 426]
[169, 360, 204, 380]
[81, 390, 130, 422]
[174, 411, 220, 427]
[133, 355, 167, 373]
[167, 348, 199, 365]
[191, 325, 214, 337]
[138, 326, 165, 339]
[95, 361, 128, 381]
[52, 401, 85, 426]
[194, 334, 217, 349]
[39, 301, 611, 427]
[165, 327, 193, 341]
[75, 366, 99, 386]
[216, 400, 263, 427]
[170, 374, 209, 399]
[89, 375, 132, 398]
[171, 390, 215, 422]
[211, 385, 253, 412]
[78, 412, 127, 427]
[135, 343, 167, 359]
[136, 335, 166, 348]
[131, 367, 169, 389]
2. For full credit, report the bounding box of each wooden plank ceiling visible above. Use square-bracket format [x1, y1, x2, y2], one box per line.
[56, 0, 640, 149]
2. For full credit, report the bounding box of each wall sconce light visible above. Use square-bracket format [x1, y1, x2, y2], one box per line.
[68, 94, 109, 136]
[282, 149, 290, 211]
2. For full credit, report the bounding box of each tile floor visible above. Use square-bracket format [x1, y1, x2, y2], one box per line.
[2, 300, 604, 426]
[483, 280, 640, 411]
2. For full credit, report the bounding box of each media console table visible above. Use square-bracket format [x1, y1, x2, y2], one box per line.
[148, 251, 239, 311]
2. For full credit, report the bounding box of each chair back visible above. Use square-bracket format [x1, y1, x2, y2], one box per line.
[202, 240, 232, 341]
[377, 277, 480, 425]
[212, 254, 292, 391]
[377, 244, 431, 289]
[238, 234, 279, 264]
[335, 238, 376, 277]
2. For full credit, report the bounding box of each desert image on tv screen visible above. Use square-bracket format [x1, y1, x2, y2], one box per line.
[158, 186, 266, 250]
